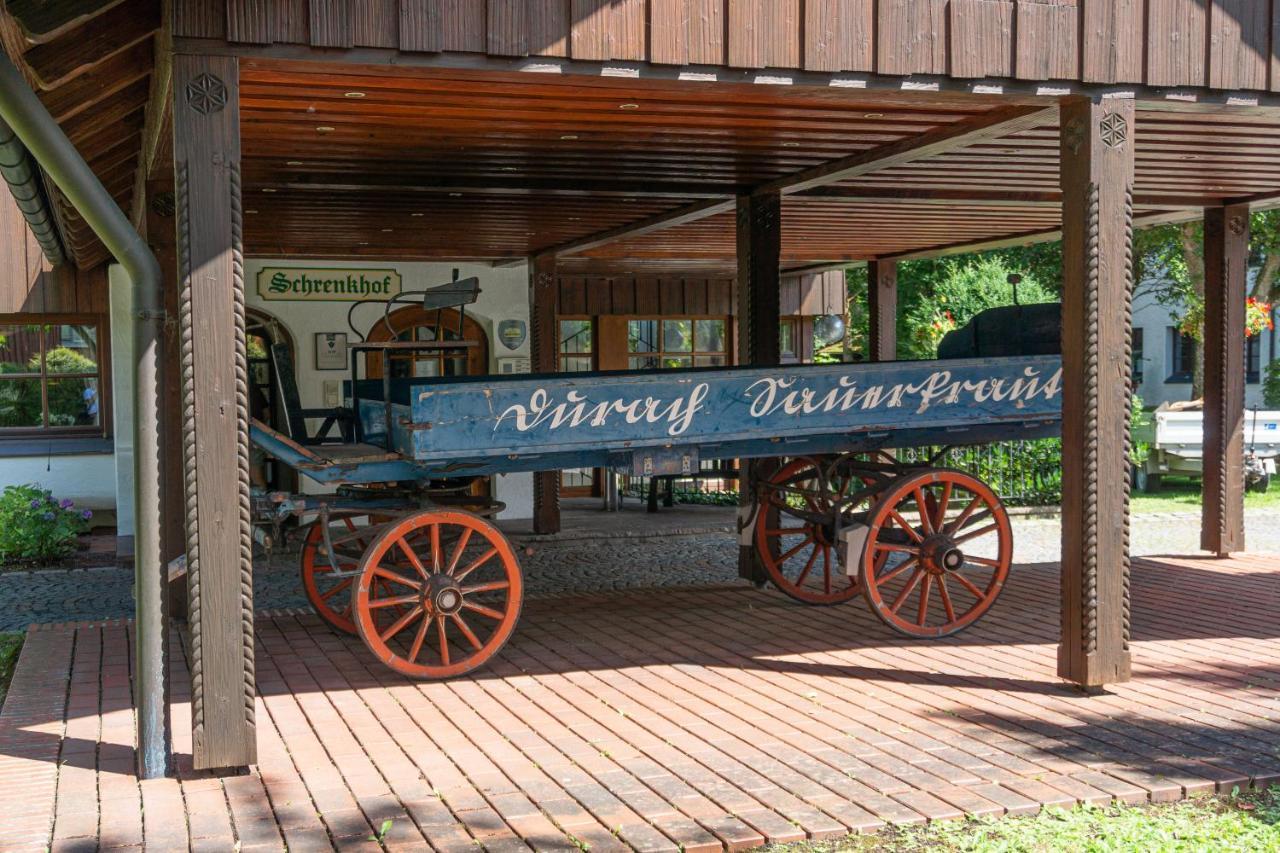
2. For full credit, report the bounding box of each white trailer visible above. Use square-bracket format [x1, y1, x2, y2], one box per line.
[1134, 403, 1280, 492]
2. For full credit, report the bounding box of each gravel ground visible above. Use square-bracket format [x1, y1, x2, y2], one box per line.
[0, 510, 1275, 631]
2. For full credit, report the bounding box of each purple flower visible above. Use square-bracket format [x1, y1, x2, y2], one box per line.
[29, 499, 40, 509]
[80, 509, 93, 521]
[59, 498, 73, 509]
[40, 511, 54, 521]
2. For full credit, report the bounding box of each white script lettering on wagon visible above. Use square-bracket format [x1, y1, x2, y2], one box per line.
[496, 384, 710, 437]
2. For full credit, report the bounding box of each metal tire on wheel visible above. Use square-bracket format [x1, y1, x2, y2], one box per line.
[300, 513, 388, 634]
[860, 468, 1011, 638]
[353, 509, 523, 679]
[754, 457, 864, 605]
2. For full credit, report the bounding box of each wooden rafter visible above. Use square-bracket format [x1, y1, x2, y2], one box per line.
[547, 104, 1057, 257]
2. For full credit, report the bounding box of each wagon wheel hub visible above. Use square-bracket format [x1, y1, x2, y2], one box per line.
[920, 534, 964, 575]
[424, 575, 464, 615]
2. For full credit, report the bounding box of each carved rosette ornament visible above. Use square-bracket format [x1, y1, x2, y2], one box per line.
[1099, 112, 1128, 149]
[186, 73, 228, 115]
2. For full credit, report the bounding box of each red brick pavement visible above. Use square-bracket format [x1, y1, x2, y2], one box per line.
[1, 554, 1278, 851]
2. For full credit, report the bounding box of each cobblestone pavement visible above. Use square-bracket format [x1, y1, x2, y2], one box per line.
[0, 510, 1276, 631]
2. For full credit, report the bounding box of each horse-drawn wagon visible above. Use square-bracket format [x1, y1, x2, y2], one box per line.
[250, 289, 1064, 679]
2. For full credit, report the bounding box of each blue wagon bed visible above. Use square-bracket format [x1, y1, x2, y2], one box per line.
[251, 350, 1063, 678]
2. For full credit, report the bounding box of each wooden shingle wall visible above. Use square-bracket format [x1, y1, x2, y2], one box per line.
[0, 188, 108, 315]
[177, 0, 1280, 92]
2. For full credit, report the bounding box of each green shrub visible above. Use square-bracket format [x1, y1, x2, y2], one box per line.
[0, 484, 92, 563]
[1265, 360, 1280, 409]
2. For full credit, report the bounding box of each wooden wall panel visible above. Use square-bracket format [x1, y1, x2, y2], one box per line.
[1209, 0, 1270, 91]
[803, 0, 874, 72]
[727, 0, 765, 68]
[274, 0, 310, 43]
[440, 0, 485, 52]
[687, 0, 726, 64]
[708, 279, 733, 315]
[877, 0, 949, 76]
[174, 0, 225, 39]
[659, 278, 684, 313]
[684, 279, 709, 314]
[571, 0, 646, 61]
[308, 0, 353, 48]
[226, 0, 274, 44]
[1146, 0, 1207, 87]
[1015, 0, 1078, 81]
[763, 0, 802, 69]
[528, 0, 571, 56]
[950, 0, 1014, 78]
[570, 0, 611, 60]
[488, 0, 528, 56]
[1081, 0, 1143, 84]
[352, 0, 399, 48]
[585, 278, 612, 314]
[650, 0, 690, 65]
[399, 0, 442, 52]
[635, 278, 661, 313]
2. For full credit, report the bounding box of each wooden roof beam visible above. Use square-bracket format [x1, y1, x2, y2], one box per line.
[798, 186, 1214, 210]
[545, 104, 1058, 257]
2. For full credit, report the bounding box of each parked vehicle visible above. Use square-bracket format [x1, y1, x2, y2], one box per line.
[1133, 401, 1279, 493]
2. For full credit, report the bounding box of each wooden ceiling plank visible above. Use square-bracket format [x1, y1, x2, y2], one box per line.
[23, 0, 159, 90]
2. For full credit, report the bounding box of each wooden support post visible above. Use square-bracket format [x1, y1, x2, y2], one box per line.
[867, 260, 897, 362]
[1057, 96, 1135, 689]
[173, 53, 256, 768]
[530, 252, 560, 535]
[144, 179, 187, 621]
[1202, 204, 1249, 556]
[736, 192, 781, 583]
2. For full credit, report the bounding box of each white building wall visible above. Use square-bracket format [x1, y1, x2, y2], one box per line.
[0, 453, 118, 509]
[1132, 288, 1279, 409]
[244, 258, 535, 519]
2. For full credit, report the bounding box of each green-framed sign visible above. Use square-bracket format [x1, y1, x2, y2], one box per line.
[256, 266, 402, 302]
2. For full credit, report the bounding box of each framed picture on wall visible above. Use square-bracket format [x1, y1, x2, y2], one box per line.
[315, 332, 348, 370]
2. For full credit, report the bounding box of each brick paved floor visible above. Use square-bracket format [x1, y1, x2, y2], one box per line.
[2, 554, 1280, 851]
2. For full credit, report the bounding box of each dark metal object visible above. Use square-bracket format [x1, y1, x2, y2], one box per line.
[937, 302, 1062, 359]
[0, 53, 168, 777]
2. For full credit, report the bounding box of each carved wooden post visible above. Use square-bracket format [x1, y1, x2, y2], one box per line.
[736, 192, 781, 583]
[1202, 204, 1249, 556]
[1057, 96, 1135, 689]
[867, 259, 897, 362]
[530, 252, 560, 534]
[173, 54, 256, 768]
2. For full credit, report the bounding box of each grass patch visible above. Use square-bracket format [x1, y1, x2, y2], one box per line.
[767, 788, 1280, 852]
[1131, 475, 1280, 515]
[0, 631, 23, 713]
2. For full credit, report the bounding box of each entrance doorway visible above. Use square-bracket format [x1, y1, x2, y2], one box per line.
[246, 308, 298, 493]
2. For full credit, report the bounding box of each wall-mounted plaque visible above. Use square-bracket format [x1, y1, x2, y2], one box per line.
[257, 266, 402, 302]
[497, 319, 527, 350]
[315, 332, 348, 370]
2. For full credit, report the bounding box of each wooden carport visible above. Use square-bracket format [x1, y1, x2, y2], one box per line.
[0, 0, 1275, 773]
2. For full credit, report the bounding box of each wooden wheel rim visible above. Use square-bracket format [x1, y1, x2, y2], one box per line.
[300, 513, 386, 634]
[755, 457, 861, 605]
[353, 510, 523, 679]
[860, 469, 1012, 638]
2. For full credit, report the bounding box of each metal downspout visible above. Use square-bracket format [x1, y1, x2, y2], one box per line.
[0, 117, 64, 264]
[0, 54, 169, 778]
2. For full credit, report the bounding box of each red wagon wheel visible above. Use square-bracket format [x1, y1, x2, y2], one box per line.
[860, 468, 1012, 638]
[754, 457, 867, 605]
[300, 513, 389, 634]
[353, 510, 523, 679]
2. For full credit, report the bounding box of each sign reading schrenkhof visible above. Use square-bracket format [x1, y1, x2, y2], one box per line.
[256, 266, 402, 302]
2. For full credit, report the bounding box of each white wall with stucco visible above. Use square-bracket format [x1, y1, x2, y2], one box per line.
[245, 258, 535, 519]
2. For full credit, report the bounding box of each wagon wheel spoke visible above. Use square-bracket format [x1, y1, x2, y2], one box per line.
[451, 612, 483, 651]
[777, 537, 814, 564]
[889, 569, 924, 614]
[933, 481, 953, 530]
[914, 488, 934, 535]
[372, 566, 422, 590]
[461, 580, 511, 595]
[446, 528, 473, 575]
[793, 545, 820, 588]
[436, 616, 450, 667]
[430, 523, 442, 573]
[318, 578, 353, 601]
[379, 606, 424, 642]
[368, 593, 419, 609]
[888, 510, 924, 544]
[953, 523, 999, 545]
[952, 571, 987, 599]
[937, 576, 957, 623]
[463, 601, 506, 620]
[945, 497, 984, 535]
[875, 555, 919, 586]
[455, 547, 498, 582]
[408, 614, 431, 663]
[764, 526, 809, 536]
[874, 542, 920, 556]
[916, 575, 933, 626]
[966, 556, 1002, 568]
[396, 536, 430, 580]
